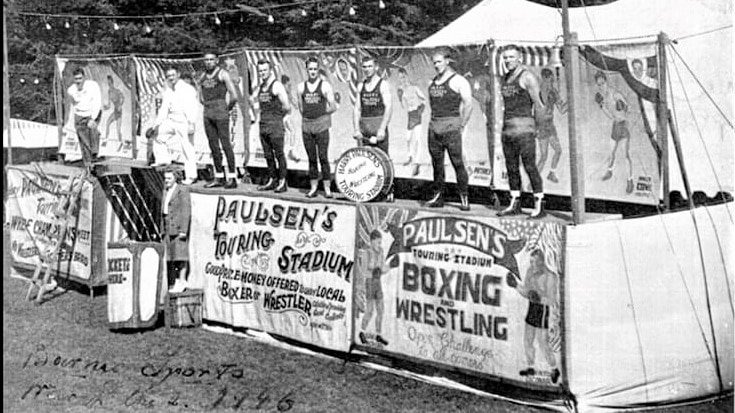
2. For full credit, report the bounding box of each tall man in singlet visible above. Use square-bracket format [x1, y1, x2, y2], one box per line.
[298, 57, 339, 198]
[353, 56, 394, 201]
[254, 59, 291, 193]
[498, 45, 547, 219]
[199, 52, 240, 189]
[424, 49, 474, 211]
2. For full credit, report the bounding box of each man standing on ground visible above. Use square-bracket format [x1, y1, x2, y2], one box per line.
[353, 56, 394, 201]
[298, 57, 338, 198]
[152, 66, 199, 185]
[254, 59, 292, 193]
[162, 167, 191, 293]
[497, 45, 546, 219]
[199, 52, 240, 189]
[424, 49, 473, 211]
[66, 68, 102, 170]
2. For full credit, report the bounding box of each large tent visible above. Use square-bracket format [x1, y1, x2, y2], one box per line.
[419, 0, 734, 196]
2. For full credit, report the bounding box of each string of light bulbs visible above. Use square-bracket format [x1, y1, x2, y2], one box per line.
[10, 0, 389, 31]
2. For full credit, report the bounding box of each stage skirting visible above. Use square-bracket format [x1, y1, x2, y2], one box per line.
[187, 188, 733, 411]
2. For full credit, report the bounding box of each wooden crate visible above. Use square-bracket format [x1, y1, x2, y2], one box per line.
[165, 289, 203, 328]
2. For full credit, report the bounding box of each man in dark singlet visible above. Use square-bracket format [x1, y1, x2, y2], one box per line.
[254, 59, 291, 193]
[424, 49, 474, 211]
[199, 52, 240, 189]
[498, 45, 547, 219]
[353, 56, 394, 202]
[517, 249, 560, 383]
[297, 57, 338, 198]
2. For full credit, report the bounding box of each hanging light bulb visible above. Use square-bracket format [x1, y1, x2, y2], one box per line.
[113, 22, 120, 30]
[45, 22, 52, 30]
[301, 9, 307, 17]
[349, 6, 356, 16]
[240, 14, 244, 23]
[64, 21, 71, 29]
[267, 14, 274, 24]
[34, 78, 40, 85]
[214, 15, 222, 25]
[145, 24, 153, 34]
[19, 78, 26, 84]
[379, 0, 386, 9]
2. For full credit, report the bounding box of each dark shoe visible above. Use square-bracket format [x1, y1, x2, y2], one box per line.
[358, 332, 367, 344]
[257, 178, 277, 191]
[550, 368, 561, 384]
[602, 170, 613, 181]
[204, 179, 224, 188]
[305, 188, 318, 198]
[519, 368, 536, 377]
[497, 199, 522, 217]
[626, 178, 634, 194]
[375, 335, 389, 346]
[459, 194, 470, 211]
[274, 180, 288, 193]
[424, 192, 444, 208]
[223, 179, 238, 189]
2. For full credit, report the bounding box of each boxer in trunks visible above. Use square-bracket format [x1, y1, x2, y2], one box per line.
[359, 229, 390, 346]
[536, 68, 563, 184]
[594, 71, 634, 194]
[397, 67, 426, 176]
[517, 249, 561, 383]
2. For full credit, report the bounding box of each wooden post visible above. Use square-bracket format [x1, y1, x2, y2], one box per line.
[562, 0, 585, 224]
[234, 52, 251, 182]
[54, 56, 64, 159]
[130, 55, 139, 160]
[657, 33, 670, 210]
[3, 5, 11, 165]
[667, 111, 693, 209]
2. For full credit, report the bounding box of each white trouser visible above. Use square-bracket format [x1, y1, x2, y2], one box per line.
[154, 120, 197, 180]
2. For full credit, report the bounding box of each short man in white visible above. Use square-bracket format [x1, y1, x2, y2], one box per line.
[66, 67, 102, 168]
[152, 66, 199, 184]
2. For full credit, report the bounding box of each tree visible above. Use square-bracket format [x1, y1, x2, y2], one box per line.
[6, 0, 482, 123]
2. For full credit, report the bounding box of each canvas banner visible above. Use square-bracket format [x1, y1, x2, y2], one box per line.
[353, 205, 565, 389]
[242, 45, 494, 185]
[189, 192, 356, 352]
[4, 165, 94, 282]
[491, 42, 661, 205]
[56, 57, 136, 160]
[134, 52, 249, 167]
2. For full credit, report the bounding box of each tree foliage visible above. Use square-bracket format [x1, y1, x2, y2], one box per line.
[6, 0, 483, 123]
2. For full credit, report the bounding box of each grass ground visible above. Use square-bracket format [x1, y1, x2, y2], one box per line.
[3, 256, 733, 412]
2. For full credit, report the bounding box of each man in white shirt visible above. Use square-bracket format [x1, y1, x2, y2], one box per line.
[66, 68, 102, 168]
[152, 66, 199, 184]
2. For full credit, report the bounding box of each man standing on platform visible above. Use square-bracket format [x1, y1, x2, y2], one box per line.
[162, 167, 191, 293]
[497, 45, 547, 219]
[353, 56, 394, 202]
[199, 52, 239, 189]
[424, 49, 473, 211]
[152, 66, 199, 185]
[254, 59, 291, 193]
[297, 57, 338, 198]
[66, 67, 102, 171]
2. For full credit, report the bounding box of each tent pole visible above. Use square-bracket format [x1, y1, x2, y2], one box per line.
[562, 0, 585, 224]
[130, 54, 139, 160]
[486, 40, 497, 206]
[3, 5, 11, 166]
[235, 52, 251, 183]
[657, 33, 670, 211]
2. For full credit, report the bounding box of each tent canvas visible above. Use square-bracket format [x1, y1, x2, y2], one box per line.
[419, 0, 734, 196]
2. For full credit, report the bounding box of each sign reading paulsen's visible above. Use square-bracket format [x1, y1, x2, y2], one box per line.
[190, 194, 356, 352]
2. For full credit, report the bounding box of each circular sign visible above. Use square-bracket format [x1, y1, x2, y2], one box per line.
[334, 146, 394, 202]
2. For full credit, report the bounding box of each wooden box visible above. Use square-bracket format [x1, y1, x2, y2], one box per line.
[165, 289, 203, 328]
